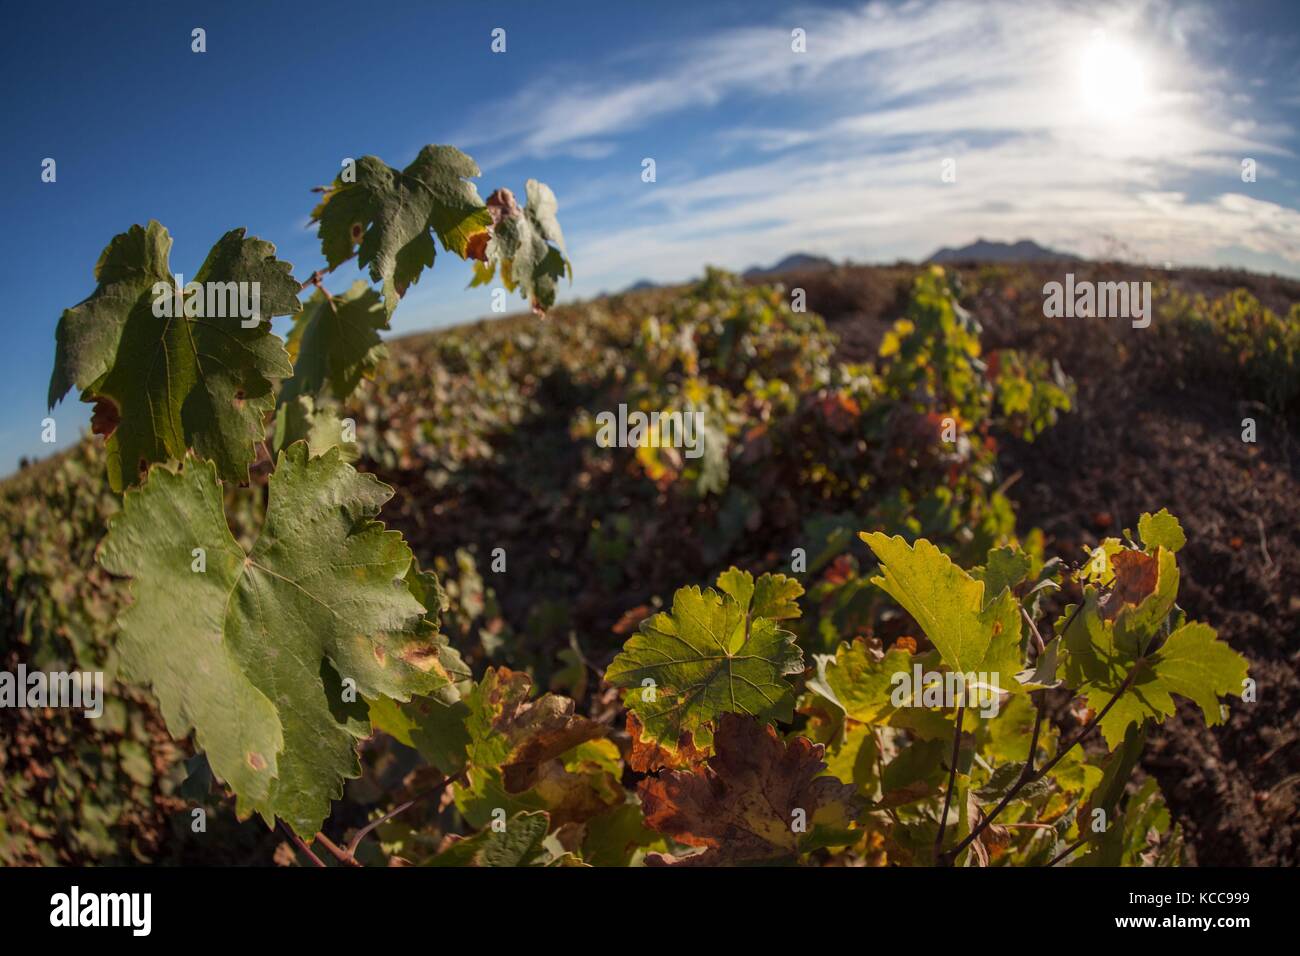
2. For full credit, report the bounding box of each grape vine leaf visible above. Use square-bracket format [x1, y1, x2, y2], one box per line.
[605, 569, 804, 754]
[464, 666, 605, 793]
[1138, 508, 1186, 554]
[1076, 723, 1146, 865]
[973, 545, 1032, 600]
[639, 713, 861, 866]
[626, 711, 708, 773]
[279, 280, 387, 404]
[49, 222, 300, 491]
[528, 739, 626, 828]
[860, 533, 1024, 687]
[98, 444, 464, 836]
[368, 690, 471, 776]
[427, 810, 551, 867]
[1060, 550, 1248, 748]
[311, 145, 493, 316]
[717, 568, 803, 622]
[582, 803, 667, 867]
[470, 180, 571, 313]
[272, 395, 357, 461]
[366, 564, 472, 776]
[808, 640, 912, 724]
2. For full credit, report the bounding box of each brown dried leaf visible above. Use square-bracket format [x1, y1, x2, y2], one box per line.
[470, 667, 605, 793]
[639, 713, 860, 866]
[1101, 549, 1159, 621]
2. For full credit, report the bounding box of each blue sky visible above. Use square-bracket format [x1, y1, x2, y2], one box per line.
[4, 0, 1299, 475]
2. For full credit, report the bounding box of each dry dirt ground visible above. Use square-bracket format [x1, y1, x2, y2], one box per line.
[801, 261, 1300, 865]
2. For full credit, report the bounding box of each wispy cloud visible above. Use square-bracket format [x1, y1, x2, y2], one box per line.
[461, 0, 1300, 292]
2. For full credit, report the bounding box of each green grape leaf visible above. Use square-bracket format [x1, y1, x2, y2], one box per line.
[821, 723, 880, 794]
[983, 693, 1100, 794]
[369, 692, 471, 776]
[717, 568, 804, 622]
[861, 533, 1024, 687]
[49, 222, 299, 491]
[1063, 579, 1249, 750]
[1085, 722, 1146, 824]
[582, 803, 666, 867]
[640, 713, 860, 866]
[311, 146, 493, 316]
[605, 570, 804, 753]
[1138, 508, 1186, 554]
[973, 545, 1032, 599]
[806, 641, 956, 740]
[470, 180, 571, 313]
[426, 811, 550, 867]
[694, 413, 730, 496]
[98, 445, 462, 836]
[973, 761, 1054, 803]
[279, 281, 387, 404]
[808, 640, 913, 725]
[272, 395, 357, 461]
[1016, 637, 1061, 690]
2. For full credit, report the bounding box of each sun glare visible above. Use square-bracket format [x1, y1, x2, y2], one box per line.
[1079, 30, 1147, 119]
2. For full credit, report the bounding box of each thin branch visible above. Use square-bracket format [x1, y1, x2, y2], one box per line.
[943, 664, 1140, 863]
[279, 820, 326, 868]
[1001, 822, 1057, 831]
[314, 831, 362, 868]
[994, 469, 1023, 498]
[871, 726, 903, 827]
[345, 768, 469, 859]
[934, 703, 965, 863]
[298, 269, 340, 312]
[1025, 691, 1045, 775]
[298, 268, 327, 292]
[1048, 835, 1089, 867]
[1021, 606, 1046, 657]
[1035, 666, 1138, 781]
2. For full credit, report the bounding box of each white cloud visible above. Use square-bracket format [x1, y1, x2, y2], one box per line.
[463, 0, 1300, 291]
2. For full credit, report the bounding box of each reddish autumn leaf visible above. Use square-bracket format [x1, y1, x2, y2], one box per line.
[822, 553, 855, 586]
[465, 230, 490, 262]
[611, 604, 652, 637]
[89, 396, 120, 438]
[638, 713, 860, 866]
[1101, 549, 1159, 621]
[814, 392, 860, 433]
[626, 711, 707, 774]
[890, 635, 918, 655]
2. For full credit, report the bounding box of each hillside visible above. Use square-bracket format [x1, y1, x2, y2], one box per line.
[928, 238, 1081, 264]
[3, 260, 1297, 865]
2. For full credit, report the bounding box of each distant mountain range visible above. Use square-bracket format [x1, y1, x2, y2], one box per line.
[617, 242, 1077, 294]
[618, 253, 836, 293]
[927, 238, 1080, 264]
[742, 253, 837, 277]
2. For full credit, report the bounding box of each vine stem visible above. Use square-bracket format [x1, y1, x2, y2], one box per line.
[279, 820, 325, 868]
[314, 832, 361, 868]
[941, 663, 1139, 865]
[1048, 835, 1089, 867]
[933, 703, 965, 863]
[344, 768, 470, 860]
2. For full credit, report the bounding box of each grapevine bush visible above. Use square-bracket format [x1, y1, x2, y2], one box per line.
[26, 143, 1252, 867]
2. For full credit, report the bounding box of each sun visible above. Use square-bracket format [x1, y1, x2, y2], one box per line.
[1078, 30, 1147, 119]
